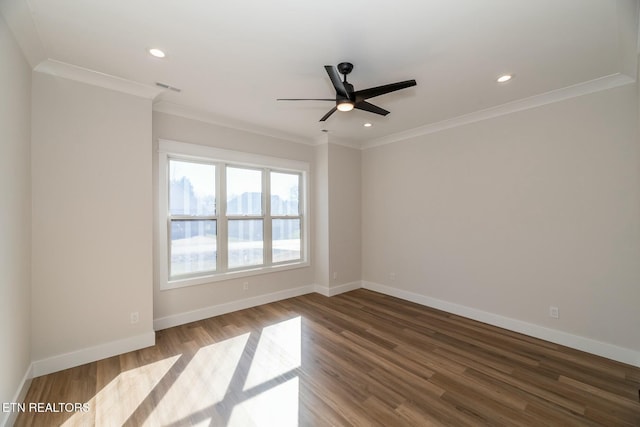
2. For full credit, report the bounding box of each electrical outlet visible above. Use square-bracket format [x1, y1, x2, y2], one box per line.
[243, 282, 249, 291]
[130, 312, 139, 324]
[333, 272, 338, 280]
[390, 272, 396, 281]
[549, 306, 559, 319]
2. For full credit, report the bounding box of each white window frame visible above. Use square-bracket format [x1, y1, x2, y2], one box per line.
[158, 139, 310, 290]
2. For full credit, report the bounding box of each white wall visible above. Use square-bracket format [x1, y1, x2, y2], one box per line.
[31, 72, 154, 371]
[152, 112, 316, 325]
[362, 83, 640, 356]
[0, 12, 32, 415]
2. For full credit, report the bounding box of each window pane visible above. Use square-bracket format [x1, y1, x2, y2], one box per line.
[228, 219, 263, 268]
[227, 167, 262, 216]
[272, 219, 301, 263]
[170, 220, 216, 277]
[169, 160, 215, 216]
[271, 172, 299, 216]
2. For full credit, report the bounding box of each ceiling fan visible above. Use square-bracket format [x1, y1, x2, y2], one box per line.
[278, 62, 417, 122]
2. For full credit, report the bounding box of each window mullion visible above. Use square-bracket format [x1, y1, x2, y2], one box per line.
[264, 168, 272, 266]
[300, 172, 306, 262]
[169, 215, 217, 220]
[166, 217, 172, 280]
[217, 162, 228, 273]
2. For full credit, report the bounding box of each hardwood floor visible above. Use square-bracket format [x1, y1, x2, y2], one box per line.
[16, 289, 640, 426]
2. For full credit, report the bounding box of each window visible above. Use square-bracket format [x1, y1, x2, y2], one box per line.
[226, 167, 264, 269]
[159, 140, 309, 289]
[270, 171, 302, 264]
[169, 160, 217, 279]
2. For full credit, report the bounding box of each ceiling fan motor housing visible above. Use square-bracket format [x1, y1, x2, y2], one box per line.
[337, 62, 354, 76]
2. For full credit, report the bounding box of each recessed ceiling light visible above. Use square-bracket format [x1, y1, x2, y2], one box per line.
[149, 48, 166, 58]
[363, 123, 372, 127]
[497, 74, 513, 83]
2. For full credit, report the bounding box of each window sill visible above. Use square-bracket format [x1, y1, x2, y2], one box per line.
[160, 261, 310, 291]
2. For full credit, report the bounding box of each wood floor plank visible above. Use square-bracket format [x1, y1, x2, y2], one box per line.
[15, 289, 640, 426]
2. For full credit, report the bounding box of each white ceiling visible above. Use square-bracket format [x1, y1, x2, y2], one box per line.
[2, 0, 639, 146]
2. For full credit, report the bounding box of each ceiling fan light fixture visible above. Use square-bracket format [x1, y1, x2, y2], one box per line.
[337, 100, 355, 112]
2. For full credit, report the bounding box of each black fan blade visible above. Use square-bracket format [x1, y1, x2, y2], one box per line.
[324, 66, 348, 98]
[277, 98, 336, 101]
[354, 101, 390, 116]
[354, 79, 417, 101]
[319, 106, 337, 122]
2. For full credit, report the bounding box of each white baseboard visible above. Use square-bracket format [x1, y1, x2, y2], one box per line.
[153, 285, 315, 331]
[314, 281, 362, 297]
[26, 279, 638, 388]
[362, 281, 640, 368]
[1, 363, 33, 427]
[31, 331, 156, 378]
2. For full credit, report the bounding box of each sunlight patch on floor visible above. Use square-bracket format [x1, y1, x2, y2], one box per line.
[229, 376, 299, 427]
[61, 318, 300, 426]
[146, 333, 250, 425]
[61, 355, 180, 427]
[244, 316, 301, 390]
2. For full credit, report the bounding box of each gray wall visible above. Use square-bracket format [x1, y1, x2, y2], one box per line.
[328, 143, 362, 287]
[0, 13, 32, 417]
[31, 72, 154, 365]
[362, 82, 640, 354]
[314, 142, 362, 291]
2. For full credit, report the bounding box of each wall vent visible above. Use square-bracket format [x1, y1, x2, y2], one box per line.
[155, 82, 181, 92]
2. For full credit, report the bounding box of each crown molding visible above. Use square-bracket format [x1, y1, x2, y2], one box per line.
[153, 100, 315, 146]
[34, 59, 164, 99]
[362, 73, 635, 150]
